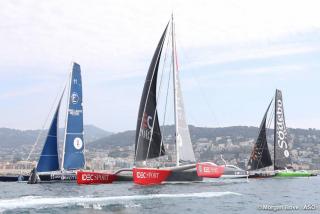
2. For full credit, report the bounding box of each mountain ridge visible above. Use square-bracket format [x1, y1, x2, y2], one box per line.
[0, 124, 112, 149]
[87, 125, 320, 149]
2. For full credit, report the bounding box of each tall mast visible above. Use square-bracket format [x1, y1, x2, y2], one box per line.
[61, 65, 72, 171]
[171, 14, 179, 166]
[273, 90, 276, 171]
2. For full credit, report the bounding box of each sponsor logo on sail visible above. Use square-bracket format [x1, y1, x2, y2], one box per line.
[71, 92, 79, 104]
[140, 112, 153, 140]
[73, 137, 83, 150]
[142, 112, 153, 129]
[276, 99, 289, 158]
[68, 109, 83, 116]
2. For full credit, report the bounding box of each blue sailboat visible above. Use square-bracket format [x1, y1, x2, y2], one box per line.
[31, 62, 85, 183]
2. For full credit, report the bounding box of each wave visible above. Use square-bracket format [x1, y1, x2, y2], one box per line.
[0, 191, 241, 212]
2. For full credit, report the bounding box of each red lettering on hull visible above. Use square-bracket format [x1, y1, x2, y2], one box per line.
[196, 162, 224, 178]
[76, 171, 117, 185]
[133, 168, 171, 185]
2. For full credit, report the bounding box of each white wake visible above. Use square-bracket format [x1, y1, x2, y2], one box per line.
[0, 191, 241, 211]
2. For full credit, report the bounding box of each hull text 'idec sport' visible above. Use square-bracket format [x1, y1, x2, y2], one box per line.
[76, 171, 117, 185]
[196, 162, 224, 178]
[133, 168, 171, 185]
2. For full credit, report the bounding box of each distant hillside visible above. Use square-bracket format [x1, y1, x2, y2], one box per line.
[88, 125, 261, 149]
[83, 125, 112, 142]
[87, 130, 135, 149]
[88, 125, 258, 149]
[0, 125, 112, 149]
[88, 125, 320, 149]
[1, 125, 319, 168]
[0, 128, 39, 149]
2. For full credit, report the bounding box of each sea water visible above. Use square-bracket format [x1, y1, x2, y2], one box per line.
[0, 176, 319, 213]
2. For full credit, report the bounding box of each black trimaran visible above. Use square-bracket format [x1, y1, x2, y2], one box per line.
[248, 89, 313, 177]
[132, 15, 203, 185]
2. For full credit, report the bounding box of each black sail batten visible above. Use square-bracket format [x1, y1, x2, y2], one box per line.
[248, 100, 273, 170]
[274, 89, 292, 170]
[135, 23, 169, 162]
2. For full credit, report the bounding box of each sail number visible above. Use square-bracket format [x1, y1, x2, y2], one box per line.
[276, 99, 289, 158]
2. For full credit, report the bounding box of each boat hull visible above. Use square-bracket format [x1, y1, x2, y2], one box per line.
[275, 170, 314, 177]
[221, 165, 248, 179]
[0, 175, 29, 182]
[248, 174, 274, 179]
[133, 165, 201, 185]
[37, 171, 77, 183]
[133, 168, 171, 185]
[77, 171, 117, 185]
[165, 168, 202, 182]
[196, 162, 224, 178]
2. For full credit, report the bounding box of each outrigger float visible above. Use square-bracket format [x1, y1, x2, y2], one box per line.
[76, 169, 132, 185]
[274, 169, 314, 177]
[196, 156, 248, 179]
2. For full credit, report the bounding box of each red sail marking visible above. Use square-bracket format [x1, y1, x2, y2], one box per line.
[196, 162, 225, 178]
[76, 171, 117, 185]
[133, 168, 172, 185]
[142, 112, 148, 129]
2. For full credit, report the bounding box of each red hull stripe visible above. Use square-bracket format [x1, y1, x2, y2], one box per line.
[133, 168, 171, 185]
[196, 163, 224, 178]
[77, 171, 117, 185]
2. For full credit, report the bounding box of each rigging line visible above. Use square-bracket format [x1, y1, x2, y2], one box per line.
[157, 25, 172, 136]
[261, 98, 274, 161]
[80, 64, 86, 169]
[252, 122, 265, 168]
[171, 15, 180, 166]
[267, 98, 275, 138]
[159, 47, 173, 163]
[191, 71, 221, 127]
[145, 25, 172, 162]
[267, 98, 275, 129]
[157, 29, 172, 100]
[61, 63, 73, 170]
[26, 78, 68, 161]
[267, 97, 275, 163]
[176, 35, 221, 127]
[160, 28, 173, 133]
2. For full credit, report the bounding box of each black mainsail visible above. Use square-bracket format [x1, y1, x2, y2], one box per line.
[134, 24, 169, 162]
[274, 89, 292, 170]
[247, 100, 273, 170]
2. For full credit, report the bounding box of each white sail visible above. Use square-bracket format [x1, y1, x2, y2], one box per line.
[174, 71, 196, 164]
[171, 16, 196, 165]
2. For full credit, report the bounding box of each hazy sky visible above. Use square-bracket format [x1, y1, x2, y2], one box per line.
[1, 0, 320, 132]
